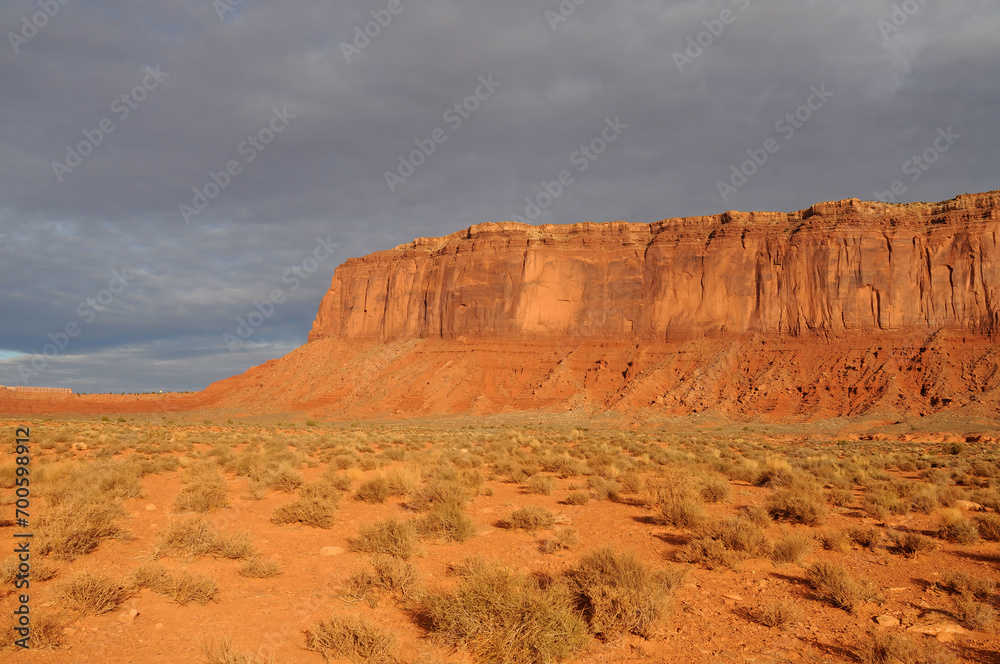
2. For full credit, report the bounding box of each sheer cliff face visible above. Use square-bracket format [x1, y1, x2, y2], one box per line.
[309, 192, 1000, 342]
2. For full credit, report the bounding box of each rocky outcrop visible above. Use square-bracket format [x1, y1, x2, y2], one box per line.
[309, 192, 1000, 343]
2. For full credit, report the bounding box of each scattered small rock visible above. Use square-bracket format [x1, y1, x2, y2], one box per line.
[875, 615, 900, 627]
[955, 500, 983, 511]
[154, 623, 164, 630]
[319, 546, 345, 556]
[145, 504, 156, 511]
[723, 593, 744, 601]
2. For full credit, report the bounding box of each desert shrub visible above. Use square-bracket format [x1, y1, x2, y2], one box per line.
[344, 555, 418, 605]
[414, 502, 477, 543]
[887, 529, 937, 558]
[910, 487, 938, 513]
[587, 476, 623, 502]
[617, 471, 645, 494]
[351, 518, 417, 559]
[740, 505, 772, 528]
[700, 476, 731, 503]
[771, 532, 812, 565]
[755, 459, 797, 488]
[355, 477, 390, 504]
[848, 525, 883, 550]
[36, 499, 127, 561]
[56, 572, 133, 615]
[0, 612, 65, 650]
[974, 512, 1000, 541]
[936, 509, 979, 544]
[202, 636, 274, 664]
[173, 477, 229, 513]
[806, 562, 882, 613]
[238, 557, 283, 579]
[766, 486, 828, 525]
[678, 517, 771, 569]
[567, 547, 684, 640]
[499, 506, 555, 532]
[541, 527, 580, 554]
[564, 491, 590, 506]
[862, 489, 905, 520]
[816, 529, 851, 553]
[156, 518, 255, 560]
[827, 488, 854, 507]
[130, 562, 174, 594]
[267, 465, 304, 492]
[952, 594, 997, 631]
[648, 472, 705, 528]
[169, 571, 218, 605]
[305, 615, 396, 664]
[407, 479, 472, 512]
[271, 495, 338, 529]
[751, 600, 802, 629]
[382, 466, 420, 496]
[422, 559, 588, 664]
[858, 628, 955, 664]
[525, 474, 557, 496]
[0, 555, 58, 589]
[939, 571, 996, 600]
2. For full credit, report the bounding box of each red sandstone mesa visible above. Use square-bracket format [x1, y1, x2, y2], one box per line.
[6, 191, 1000, 419]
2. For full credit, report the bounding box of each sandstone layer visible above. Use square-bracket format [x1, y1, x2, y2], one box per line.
[309, 192, 1000, 343]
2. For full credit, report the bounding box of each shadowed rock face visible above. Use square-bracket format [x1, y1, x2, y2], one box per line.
[309, 192, 1000, 343]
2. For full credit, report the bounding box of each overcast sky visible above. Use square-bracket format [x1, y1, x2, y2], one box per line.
[1, 0, 998, 393]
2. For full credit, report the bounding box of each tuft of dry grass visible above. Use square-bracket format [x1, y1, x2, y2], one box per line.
[939, 571, 996, 600]
[751, 600, 802, 629]
[567, 547, 684, 640]
[974, 512, 1000, 541]
[36, 499, 127, 561]
[203, 636, 274, 664]
[156, 518, 256, 560]
[271, 495, 338, 529]
[355, 477, 391, 504]
[936, 509, 979, 544]
[238, 557, 283, 579]
[170, 571, 219, 605]
[422, 558, 588, 664]
[770, 531, 813, 565]
[351, 518, 418, 559]
[541, 527, 580, 554]
[55, 572, 134, 615]
[816, 529, 851, 553]
[806, 562, 883, 613]
[499, 506, 555, 532]
[766, 486, 828, 526]
[678, 517, 771, 569]
[858, 627, 955, 664]
[951, 593, 997, 631]
[887, 529, 937, 558]
[0, 612, 66, 650]
[173, 474, 230, 513]
[413, 502, 477, 543]
[564, 491, 590, 506]
[648, 471, 705, 528]
[305, 615, 397, 664]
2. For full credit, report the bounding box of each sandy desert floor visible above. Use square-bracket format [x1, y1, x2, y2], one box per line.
[1, 413, 999, 664]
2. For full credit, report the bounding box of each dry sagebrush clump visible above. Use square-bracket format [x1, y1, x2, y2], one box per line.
[422, 558, 588, 664]
[807, 562, 883, 613]
[305, 615, 397, 664]
[566, 547, 685, 640]
[156, 518, 256, 560]
[55, 571, 134, 615]
[351, 518, 418, 559]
